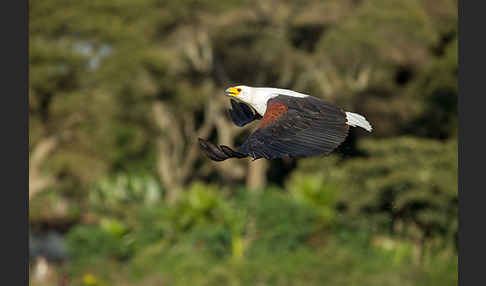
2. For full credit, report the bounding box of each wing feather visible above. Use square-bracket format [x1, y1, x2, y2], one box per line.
[238, 95, 349, 160]
[228, 99, 261, 127]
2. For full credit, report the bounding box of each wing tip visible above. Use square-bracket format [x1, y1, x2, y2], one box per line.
[198, 138, 247, 161]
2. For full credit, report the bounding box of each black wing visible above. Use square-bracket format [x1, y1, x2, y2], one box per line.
[228, 99, 262, 127]
[237, 95, 349, 160]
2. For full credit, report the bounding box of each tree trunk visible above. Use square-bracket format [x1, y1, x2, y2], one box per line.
[29, 137, 59, 200]
[246, 159, 268, 192]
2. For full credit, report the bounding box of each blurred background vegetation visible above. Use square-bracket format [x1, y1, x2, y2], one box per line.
[29, 0, 457, 285]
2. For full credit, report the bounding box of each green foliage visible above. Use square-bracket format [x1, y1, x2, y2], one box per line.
[294, 137, 458, 249]
[89, 173, 163, 213]
[317, 0, 438, 71]
[29, 187, 82, 222]
[248, 190, 323, 254]
[407, 36, 458, 139]
[287, 172, 339, 225]
[65, 183, 457, 286]
[66, 224, 131, 262]
[171, 182, 231, 229]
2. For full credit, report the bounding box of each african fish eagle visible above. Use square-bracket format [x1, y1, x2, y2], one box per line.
[198, 85, 372, 161]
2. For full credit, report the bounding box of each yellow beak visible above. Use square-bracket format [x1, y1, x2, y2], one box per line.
[225, 87, 240, 97]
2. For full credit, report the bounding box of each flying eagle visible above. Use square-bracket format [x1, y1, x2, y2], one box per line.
[199, 86, 372, 161]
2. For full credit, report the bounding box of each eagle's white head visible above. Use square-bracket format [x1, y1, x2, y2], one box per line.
[225, 85, 252, 101]
[224, 85, 274, 116]
[225, 85, 261, 114]
[225, 85, 309, 116]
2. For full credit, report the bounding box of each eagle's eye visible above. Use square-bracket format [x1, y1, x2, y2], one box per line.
[237, 88, 242, 92]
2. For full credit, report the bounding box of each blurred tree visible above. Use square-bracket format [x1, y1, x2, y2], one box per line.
[294, 137, 457, 252]
[30, 0, 457, 201]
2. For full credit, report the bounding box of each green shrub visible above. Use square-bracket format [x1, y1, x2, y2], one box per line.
[293, 137, 458, 250]
[66, 224, 131, 262]
[287, 172, 339, 226]
[64, 174, 457, 286]
[246, 190, 323, 255]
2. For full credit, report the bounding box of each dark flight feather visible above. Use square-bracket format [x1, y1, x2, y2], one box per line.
[237, 95, 349, 160]
[198, 138, 247, 161]
[228, 99, 262, 127]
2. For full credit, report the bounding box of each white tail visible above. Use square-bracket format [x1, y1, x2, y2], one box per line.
[345, 112, 372, 132]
